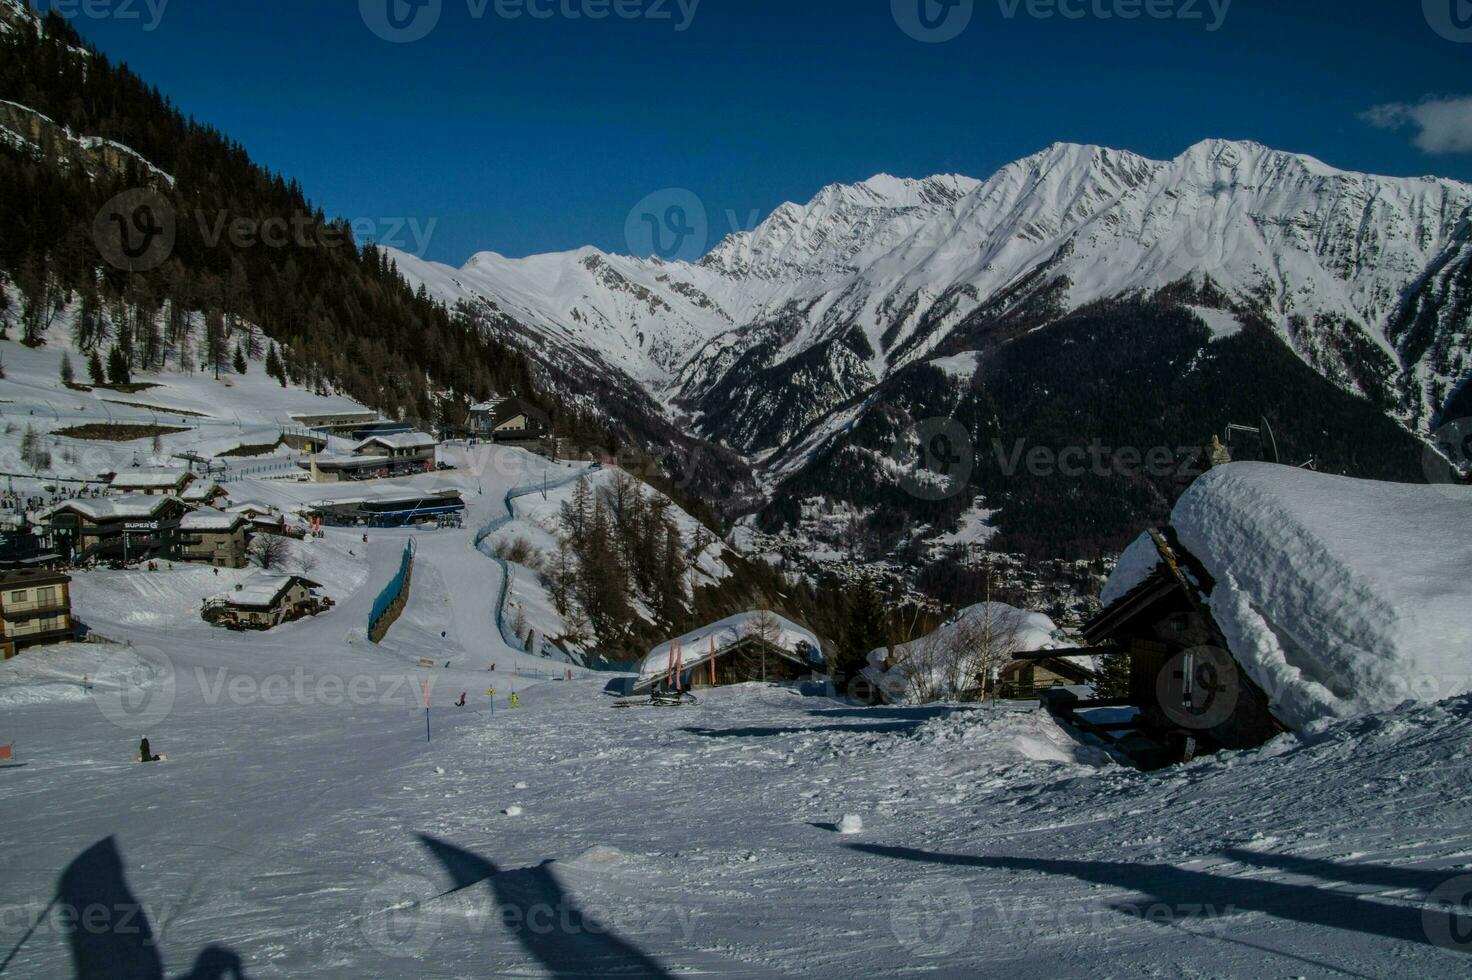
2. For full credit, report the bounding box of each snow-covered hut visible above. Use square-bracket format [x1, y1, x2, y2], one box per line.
[1082, 463, 1472, 763]
[633, 611, 825, 695]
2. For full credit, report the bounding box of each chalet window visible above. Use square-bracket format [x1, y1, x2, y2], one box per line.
[8, 590, 26, 603]
[36, 587, 58, 604]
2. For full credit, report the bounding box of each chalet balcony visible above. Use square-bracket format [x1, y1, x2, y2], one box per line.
[2, 596, 70, 617]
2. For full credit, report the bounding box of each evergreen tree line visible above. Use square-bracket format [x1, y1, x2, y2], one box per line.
[0, 11, 555, 426]
[546, 473, 695, 657]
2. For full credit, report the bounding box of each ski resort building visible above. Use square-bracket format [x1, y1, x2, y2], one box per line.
[181, 481, 229, 508]
[633, 611, 826, 695]
[298, 431, 438, 483]
[303, 491, 465, 528]
[41, 495, 189, 565]
[108, 468, 194, 496]
[1049, 463, 1472, 768]
[0, 569, 73, 657]
[203, 574, 327, 630]
[488, 398, 552, 444]
[178, 511, 250, 569]
[466, 394, 507, 437]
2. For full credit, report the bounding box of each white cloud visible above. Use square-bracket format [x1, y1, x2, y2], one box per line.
[1361, 96, 1472, 155]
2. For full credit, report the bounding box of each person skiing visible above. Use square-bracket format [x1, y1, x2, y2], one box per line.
[138, 737, 159, 763]
[456, 692, 467, 707]
[509, 693, 520, 708]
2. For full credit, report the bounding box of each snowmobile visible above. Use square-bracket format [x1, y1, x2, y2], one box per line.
[650, 688, 699, 707]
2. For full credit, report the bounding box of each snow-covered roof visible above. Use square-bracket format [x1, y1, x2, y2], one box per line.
[636, 611, 822, 687]
[353, 432, 437, 452]
[46, 495, 179, 521]
[876, 603, 1067, 664]
[469, 396, 504, 413]
[211, 574, 319, 609]
[181, 482, 225, 502]
[225, 501, 276, 517]
[1105, 463, 1472, 729]
[110, 468, 191, 489]
[180, 511, 246, 532]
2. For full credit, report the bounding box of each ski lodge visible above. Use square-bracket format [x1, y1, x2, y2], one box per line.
[298, 431, 438, 483]
[108, 467, 194, 496]
[202, 574, 327, 630]
[0, 569, 73, 657]
[632, 611, 826, 695]
[42, 495, 190, 565]
[486, 398, 552, 444]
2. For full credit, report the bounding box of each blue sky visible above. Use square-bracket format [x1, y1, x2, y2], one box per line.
[46, 0, 1472, 264]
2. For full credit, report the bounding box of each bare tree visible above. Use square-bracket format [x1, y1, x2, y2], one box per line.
[744, 606, 784, 683]
[888, 603, 1026, 704]
[248, 534, 290, 570]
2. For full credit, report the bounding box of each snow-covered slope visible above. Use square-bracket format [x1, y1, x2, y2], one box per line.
[394, 140, 1472, 458]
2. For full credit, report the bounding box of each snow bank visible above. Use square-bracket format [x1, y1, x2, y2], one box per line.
[637, 611, 822, 688]
[1171, 463, 1472, 729]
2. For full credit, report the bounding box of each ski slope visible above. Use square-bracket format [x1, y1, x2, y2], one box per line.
[2, 337, 1472, 977]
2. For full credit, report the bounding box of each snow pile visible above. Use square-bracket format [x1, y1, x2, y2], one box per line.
[636, 611, 822, 688]
[907, 706, 1115, 771]
[1171, 463, 1472, 729]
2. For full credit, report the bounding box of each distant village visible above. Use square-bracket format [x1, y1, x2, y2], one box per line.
[0, 392, 554, 654]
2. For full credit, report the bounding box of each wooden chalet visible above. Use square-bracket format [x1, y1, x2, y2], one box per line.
[632, 612, 826, 696]
[1025, 529, 1284, 769]
[202, 574, 327, 630]
[488, 398, 552, 444]
[42, 495, 189, 565]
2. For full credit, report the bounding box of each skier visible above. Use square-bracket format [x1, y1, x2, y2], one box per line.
[456, 692, 467, 707]
[138, 737, 160, 763]
[509, 693, 520, 708]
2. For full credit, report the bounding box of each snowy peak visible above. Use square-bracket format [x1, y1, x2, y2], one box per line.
[394, 139, 1472, 457]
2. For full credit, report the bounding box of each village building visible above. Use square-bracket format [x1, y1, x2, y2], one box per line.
[42, 496, 189, 565]
[298, 431, 438, 483]
[632, 611, 826, 696]
[181, 482, 229, 509]
[466, 394, 507, 438]
[488, 398, 552, 444]
[288, 410, 382, 434]
[0, 569, 73, 657]
[304, 490, 465, 528]
[226, 502, 289, 536]
[1043, 462, 1472, 769]
[109, 468, 194, 496]
[178, 510, 250, 569]
[202, 574, 327, 630]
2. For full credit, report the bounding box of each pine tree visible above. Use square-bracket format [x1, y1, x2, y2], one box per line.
[233, 342, 248, 374]
[1095, 651, 1132, 699]
[59, 352, 74, 385]
[106, 344, 131, 385]
[838, 576, 887, 681]
[205, 309, 227, 379]
[88, 350, 105, 386]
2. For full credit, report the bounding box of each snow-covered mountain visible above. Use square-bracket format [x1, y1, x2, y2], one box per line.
[393, 140, 1472, 467]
